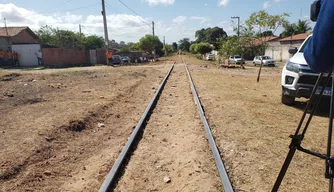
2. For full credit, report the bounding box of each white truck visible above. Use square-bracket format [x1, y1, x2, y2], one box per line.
[281, 34, 332, 105]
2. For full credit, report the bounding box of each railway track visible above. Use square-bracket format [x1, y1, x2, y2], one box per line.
[99, 58, 233, 192]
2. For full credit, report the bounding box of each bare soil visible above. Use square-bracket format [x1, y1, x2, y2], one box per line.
[185, 55, 332, 192]
[115, 65, 222, 192]
[1, 54, 332, 192]
[0, 63, 172, 192]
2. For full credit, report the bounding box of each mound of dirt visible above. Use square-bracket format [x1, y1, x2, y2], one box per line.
[1, 73, 21, 81]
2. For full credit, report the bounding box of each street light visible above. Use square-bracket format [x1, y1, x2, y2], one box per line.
[231, 16, 240, 37]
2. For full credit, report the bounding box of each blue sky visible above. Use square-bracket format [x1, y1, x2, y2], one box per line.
[0, 0, 316, 43]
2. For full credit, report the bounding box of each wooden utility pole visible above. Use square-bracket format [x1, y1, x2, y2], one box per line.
[79, 24, 82, 35]
[101, 0, 109, 50]
[152, 21, 155, 37]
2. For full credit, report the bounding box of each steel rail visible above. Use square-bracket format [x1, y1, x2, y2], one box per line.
[99, 64, 174, 192]
[184, 62, 234, 192]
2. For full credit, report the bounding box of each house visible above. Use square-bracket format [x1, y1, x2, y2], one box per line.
[0, 27, 38, 48]
[0, 26, 41, 67]
[265, 33, 310, 62]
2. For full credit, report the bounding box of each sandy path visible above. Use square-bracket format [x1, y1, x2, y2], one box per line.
[114, 64, 222, 191]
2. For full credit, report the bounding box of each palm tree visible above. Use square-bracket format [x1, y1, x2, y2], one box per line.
[295, 19, 312, 34]
[280, 22, 296, 38]
[280, 20, 312, 38]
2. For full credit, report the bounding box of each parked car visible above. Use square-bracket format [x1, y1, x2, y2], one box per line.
[112, 55, 122, 64]
[281, 34, 329, 105]
[228, 55, 245, 64]
[206, 54, 215, 61]
[121, 56, 131, 64]
[253, 56, 276, 66]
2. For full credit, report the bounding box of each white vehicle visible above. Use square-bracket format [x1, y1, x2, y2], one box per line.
[281, 34, 331, 105]
[206, 54, 215, 61]
[253, 56, 276, 66]
[228, 55, 245, 64]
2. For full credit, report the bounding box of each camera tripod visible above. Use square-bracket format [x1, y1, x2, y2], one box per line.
[273, 70, 334, 192]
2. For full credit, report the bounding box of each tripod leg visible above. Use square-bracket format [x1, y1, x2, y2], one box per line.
[272, 148, 297, 192]
[273, 73, 325, 192]
[327, 73, 334, 192]
[330, 178, 333, 192]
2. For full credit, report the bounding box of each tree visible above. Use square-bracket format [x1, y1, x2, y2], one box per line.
[172, 42, 178, 51]
[295, 20, 312, 34]
[189, 43, 197, 53]
[257, 30, 274, 37]
[219, 36, 241, 60]
[281, 19, 312, 38]
[280, 22, 296, 38]
[195, 28, 206, 43]
[162, 44, 173, 56]
[195, 27, 227, 44]
[84, 35, 104, 50]
[178, 38, 191, 52]
[244, 10, 289, 54]
[138, 34, 162, 55]
[195, 42, 212, 56]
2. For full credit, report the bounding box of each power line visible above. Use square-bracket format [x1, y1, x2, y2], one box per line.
[117, 0, 150, 25]
[105, 1, 151, 28]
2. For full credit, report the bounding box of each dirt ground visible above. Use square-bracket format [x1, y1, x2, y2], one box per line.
[115, 65, 222, 192]
[185, 55, 333, 192]
[1, 54, 332, 192]
[0, 62, 173, 192]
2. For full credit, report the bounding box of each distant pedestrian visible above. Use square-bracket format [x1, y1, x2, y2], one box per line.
[35, 50, 43, 66]
[0, 48, 4, 64]
[13, 51, 19, 67]
[6, 49, 13, 65]
[106, 50, 113, 65]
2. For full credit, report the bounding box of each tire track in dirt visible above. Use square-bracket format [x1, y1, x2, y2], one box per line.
[0, 65, 171, 192]
[114, 64, 222, 191]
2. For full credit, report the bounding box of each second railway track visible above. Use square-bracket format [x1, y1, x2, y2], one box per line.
[99, 59, 233, 192]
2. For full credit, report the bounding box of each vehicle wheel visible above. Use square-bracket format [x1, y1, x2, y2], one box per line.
[281, 90, 295, 105]
[253, 62, 256, 66]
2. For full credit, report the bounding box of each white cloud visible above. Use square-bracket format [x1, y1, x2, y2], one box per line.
[263, 1, 271, 8]
[190, 16, 209, 24]
[0, 3, 202, 44]
[172, 16, 186, 23]
[0, 3, 153, 42]
[218, 0, 230, 7]
[145, 0, 175, 6]
[263, 0, 281, 9]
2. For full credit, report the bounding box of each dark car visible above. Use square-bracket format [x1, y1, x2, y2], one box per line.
[112, 55, 122, 64]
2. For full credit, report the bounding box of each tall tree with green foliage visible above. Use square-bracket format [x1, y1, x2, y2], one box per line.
[84, 35, 104, 50]
[195, 42, 212, 55]
[195, 27, 227, 44]
[138, 34, 163, 55]
[244, 10, 289, 54]
[178, 38, 191, 52]
[280, 20, 312, 38]
[172, 42, 178, 51]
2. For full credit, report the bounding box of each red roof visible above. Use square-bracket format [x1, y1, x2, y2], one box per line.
[251, 36, 280, 46]
[280, 33, 310, 42]
[0, 26, 38, 39]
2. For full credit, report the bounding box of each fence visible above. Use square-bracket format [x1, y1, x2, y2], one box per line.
[42, 48, 90, 68]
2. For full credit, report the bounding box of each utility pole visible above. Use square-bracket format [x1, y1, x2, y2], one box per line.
[4, 18, 9, 49]
[163, 36, 165, 46]
[79, 24, 82, 35]
[231, 16, 240, 37]
[101, 0, 109, 50]
[152, 21, 155, 37]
